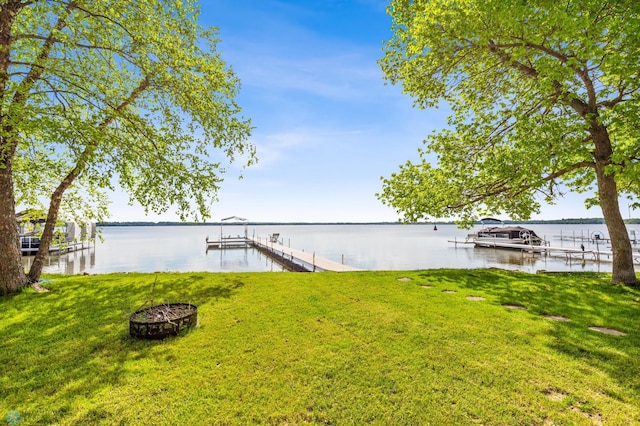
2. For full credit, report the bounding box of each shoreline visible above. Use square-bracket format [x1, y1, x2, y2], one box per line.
[97, 217, 629, 227]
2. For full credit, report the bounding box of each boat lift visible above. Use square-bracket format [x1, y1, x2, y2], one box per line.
[205, 216, 358, 272]
[205, 216, 249, 248]
[449, 229, 640, 265]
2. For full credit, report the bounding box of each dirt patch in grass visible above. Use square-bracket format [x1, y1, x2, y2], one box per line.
[543, 315, 570, 322]
[544, 389, 567, 401]
[466, 296, 485, 301]
[588, 326, 626, 336]
[503, 304, 528, 310]
[30, 282, 50, 293]
[571, 407, 603, 425]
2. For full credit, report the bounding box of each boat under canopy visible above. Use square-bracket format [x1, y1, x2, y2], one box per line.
[475, 225, 544, 246]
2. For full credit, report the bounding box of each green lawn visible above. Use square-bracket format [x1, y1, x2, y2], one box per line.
[1, 270, 639, 425]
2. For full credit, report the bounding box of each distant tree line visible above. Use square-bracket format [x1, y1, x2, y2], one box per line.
[96, 218, 640, 227]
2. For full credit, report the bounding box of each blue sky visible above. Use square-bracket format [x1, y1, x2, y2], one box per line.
[108, 0, 607, 223]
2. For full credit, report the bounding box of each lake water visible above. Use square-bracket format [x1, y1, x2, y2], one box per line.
[24, 223, 640, 275]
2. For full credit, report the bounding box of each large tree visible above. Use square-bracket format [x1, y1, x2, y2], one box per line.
[0, 0, 254, 294]
[378, 0, 640, 285]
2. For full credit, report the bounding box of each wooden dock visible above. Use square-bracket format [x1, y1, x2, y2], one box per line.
[206, 235, 360, 272]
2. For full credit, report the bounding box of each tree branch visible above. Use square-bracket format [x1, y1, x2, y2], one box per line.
[28, 76, 150, 282]
[11, 33, 129, 55]
[1, 2, 74, 166]
[487, 39, 539, 78]
[12, 2, 74, 106]
[447, 160, 594, 209]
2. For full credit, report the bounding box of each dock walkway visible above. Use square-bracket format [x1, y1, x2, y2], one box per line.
[249, 237, 360, 272]
[205, 235, 360, 272]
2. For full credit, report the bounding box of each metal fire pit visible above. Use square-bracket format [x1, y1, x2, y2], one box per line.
[129, 303, 197, 339]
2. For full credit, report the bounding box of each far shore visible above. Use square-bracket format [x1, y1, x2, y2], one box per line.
[97, 217, 640, 227]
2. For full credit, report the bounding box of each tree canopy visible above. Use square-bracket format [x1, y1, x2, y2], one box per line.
[378, 0, 640, 284]
[0, 0, 254, 293]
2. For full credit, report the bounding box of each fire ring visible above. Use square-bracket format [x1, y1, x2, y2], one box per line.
[129, 303, 198, 340]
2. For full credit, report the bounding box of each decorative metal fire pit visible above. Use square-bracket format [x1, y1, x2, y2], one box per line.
[129, 303, 197, 339]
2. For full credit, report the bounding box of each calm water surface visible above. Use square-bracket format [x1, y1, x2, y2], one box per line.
[25, 223, 639, 275]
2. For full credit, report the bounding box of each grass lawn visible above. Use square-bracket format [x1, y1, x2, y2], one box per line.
[1, 269, 639, 425]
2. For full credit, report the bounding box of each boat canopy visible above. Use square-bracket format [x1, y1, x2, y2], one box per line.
[219, 216, 248, 239]
[220, 216, 247, 223]
[478, 225, 541, 240]
[479, 217, 503, 224]
[483, 225, 535, 232]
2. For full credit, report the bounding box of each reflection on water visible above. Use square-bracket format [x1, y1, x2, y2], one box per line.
[23, 247, 97, 275]
[209, 247, 288, 272]
[24, 223, 633, 275]
[465, 246, 601, 274]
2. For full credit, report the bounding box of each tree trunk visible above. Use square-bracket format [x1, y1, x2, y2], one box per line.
[592, 126, 637, 285]
[0, 166, 29, 295]
[27, 192, 64, 283]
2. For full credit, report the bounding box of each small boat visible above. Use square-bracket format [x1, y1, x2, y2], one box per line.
[469, 218, 544, 248]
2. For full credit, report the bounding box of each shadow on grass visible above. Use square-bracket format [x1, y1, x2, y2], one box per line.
[0, 273, 239, 424]
[420, 269, 640, 398]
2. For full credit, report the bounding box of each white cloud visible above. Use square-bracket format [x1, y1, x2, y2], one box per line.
[237, 53, 384, 101]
